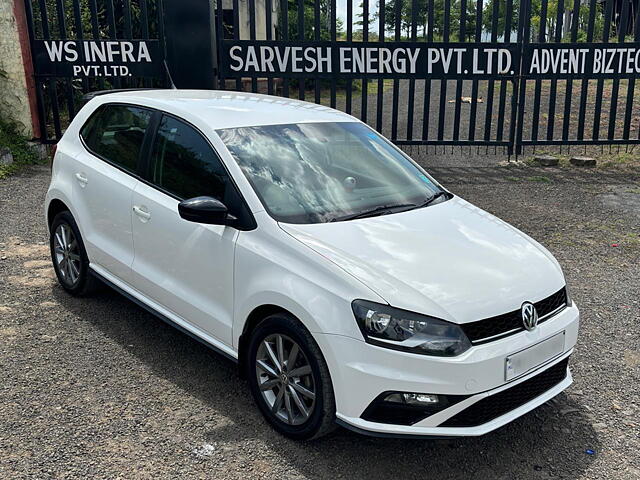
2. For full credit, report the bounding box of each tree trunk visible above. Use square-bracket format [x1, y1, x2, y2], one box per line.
[563, 9, 572, 39]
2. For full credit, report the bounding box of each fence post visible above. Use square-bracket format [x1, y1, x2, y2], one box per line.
[162, 0, 216, 89]
[510, 0, 530, 156]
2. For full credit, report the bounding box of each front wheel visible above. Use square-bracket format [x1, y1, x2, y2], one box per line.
[246, 313, 336, 440]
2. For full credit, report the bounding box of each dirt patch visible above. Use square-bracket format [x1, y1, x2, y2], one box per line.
[23, 259, 51, 269]
[624, 350, 640, 369]
[599, 188, 640, 220]
[1, 237, 48, 259]
[8, 268, 55, 288]
[0, 326, 18, 338]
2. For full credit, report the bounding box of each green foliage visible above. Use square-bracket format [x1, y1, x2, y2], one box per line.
[282, 0, 344, 40]
[481, 0, 616, 42]
[30, 0, 161, 40]
[0, 121, 46, 179]
[481, 0, 520, 38]
[526, 0, 606, 42]
[373, 0, 516, 41]
[370, 0, 625, 43]
[379, 0, 429, 38]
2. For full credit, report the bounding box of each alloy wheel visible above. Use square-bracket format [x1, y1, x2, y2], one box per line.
[255, 334, 316, 426]
[53, 223, 81, 286]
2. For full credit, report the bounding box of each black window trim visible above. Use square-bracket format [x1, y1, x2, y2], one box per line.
[79, 102, 156, 180]
[79, 101, 256, 231]
[141, 109, 256, 230]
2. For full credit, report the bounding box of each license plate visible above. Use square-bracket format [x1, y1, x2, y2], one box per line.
[505, 332, 565, 381]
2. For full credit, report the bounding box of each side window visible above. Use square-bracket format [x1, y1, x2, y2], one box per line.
[80, 104, 151, 172]
[151, 115, 228, 200]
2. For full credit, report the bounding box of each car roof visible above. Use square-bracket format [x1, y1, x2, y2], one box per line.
[93, 89, 357, 129]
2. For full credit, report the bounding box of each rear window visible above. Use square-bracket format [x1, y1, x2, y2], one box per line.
[80, 104, 151, 172]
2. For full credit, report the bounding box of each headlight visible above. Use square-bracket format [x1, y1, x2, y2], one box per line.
[352, 300, 471, 357]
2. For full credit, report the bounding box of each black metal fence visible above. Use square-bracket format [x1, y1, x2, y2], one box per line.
[216, 0, 640, 154]
[23, 0, 640, 156]
[23, 0, 167, 142]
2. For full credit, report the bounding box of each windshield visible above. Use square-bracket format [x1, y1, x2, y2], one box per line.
[217, 122, 446, 224]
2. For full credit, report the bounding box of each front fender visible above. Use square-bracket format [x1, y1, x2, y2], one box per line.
[232, 212, 384, 350]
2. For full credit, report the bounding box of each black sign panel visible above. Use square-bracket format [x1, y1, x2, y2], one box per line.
[221, 41, 520, 79]
[523, 43, 640, 79]
[33, 39, 163, 78]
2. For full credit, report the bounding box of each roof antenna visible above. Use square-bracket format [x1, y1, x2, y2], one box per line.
[164, 60, 177, 89]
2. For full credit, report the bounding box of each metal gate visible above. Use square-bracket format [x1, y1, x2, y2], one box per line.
[22, 0, 169, 143]
[216, 0, 640, 154]
[22, 0, 640, 155]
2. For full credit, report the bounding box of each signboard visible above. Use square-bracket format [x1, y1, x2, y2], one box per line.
[32, 39, 163, 78]
[222, 41, 519, 79]
[222, 41, 640, 80]
[523, 43, 640, 78]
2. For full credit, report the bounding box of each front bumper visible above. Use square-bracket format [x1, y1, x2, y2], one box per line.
[316, 302, 579, 437]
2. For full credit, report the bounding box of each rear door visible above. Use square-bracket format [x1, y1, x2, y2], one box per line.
[129, 114, 242, 346]
[74, 104, 153, 282]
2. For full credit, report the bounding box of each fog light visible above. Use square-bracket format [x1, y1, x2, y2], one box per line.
[384, 392, 440, 405]
[364, 391, 463, 425]
[404, 393, 439, 405]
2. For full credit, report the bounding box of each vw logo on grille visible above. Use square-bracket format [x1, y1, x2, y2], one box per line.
[521, 302, 539, 331]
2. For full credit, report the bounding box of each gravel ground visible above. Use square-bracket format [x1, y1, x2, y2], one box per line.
[1, 164, 639, 479]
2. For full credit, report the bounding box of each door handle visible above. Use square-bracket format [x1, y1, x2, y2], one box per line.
[133, 205, 151, 221]
[74, 172, 88, 186]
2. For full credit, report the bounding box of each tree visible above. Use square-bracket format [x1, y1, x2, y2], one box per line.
[481, 0, 520, 40]
[353, 2, 380, 40]
[284, 0, 344, 40]
[379, 0, 428, 39]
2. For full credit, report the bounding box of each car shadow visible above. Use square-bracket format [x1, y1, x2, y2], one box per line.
[52, 284, 600, 480]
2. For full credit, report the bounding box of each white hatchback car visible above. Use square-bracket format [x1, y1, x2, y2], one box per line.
[46, 90, 579, 440]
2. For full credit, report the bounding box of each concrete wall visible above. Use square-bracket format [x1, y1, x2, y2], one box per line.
[0, 0, 35, 137]
[224, 0, 278, 40]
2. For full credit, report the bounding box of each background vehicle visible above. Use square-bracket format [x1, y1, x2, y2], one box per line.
[45, 90, 579, 440]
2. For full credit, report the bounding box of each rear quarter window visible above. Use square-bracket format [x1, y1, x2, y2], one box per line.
[80, 104, 151, 172]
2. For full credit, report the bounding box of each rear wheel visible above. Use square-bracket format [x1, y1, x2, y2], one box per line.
[246, 313, 336, 440]
[50, 211, 100, 296]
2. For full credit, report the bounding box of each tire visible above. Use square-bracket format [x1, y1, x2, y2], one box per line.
[246, 313, 336, 440]
[49, 210, 100, 296]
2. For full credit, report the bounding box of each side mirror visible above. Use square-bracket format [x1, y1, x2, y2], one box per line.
[178, 196, 230, 225]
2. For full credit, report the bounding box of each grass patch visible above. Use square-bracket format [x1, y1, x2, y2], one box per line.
[0, 121, 47, 179]
[522, 149, 640, 170]
[548, 219, 640, 251]
[527, 175, 552, 183]
[597, 150, 640, 168]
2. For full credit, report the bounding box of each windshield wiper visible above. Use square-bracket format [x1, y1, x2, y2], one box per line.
[409, 191, 450, 210]
[330, 203, 417, 222]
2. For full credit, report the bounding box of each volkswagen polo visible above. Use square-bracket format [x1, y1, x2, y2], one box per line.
[45, 90, 579, 440]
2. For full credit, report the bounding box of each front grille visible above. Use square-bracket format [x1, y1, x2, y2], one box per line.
[461, 288, 567, 345]
[440, 357, 570, 427]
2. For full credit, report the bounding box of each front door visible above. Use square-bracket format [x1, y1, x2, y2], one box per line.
[130, 115, 238, 346]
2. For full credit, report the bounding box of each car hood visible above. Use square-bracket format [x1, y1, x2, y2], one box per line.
[278, 196, 565, 324]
